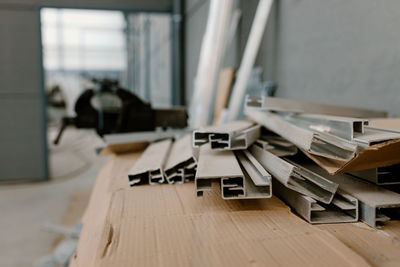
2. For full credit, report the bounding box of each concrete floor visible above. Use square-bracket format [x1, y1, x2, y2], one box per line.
[0, 128, 106, 267]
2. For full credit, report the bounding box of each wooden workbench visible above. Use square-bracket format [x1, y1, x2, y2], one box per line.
[70, 152, 400, 267]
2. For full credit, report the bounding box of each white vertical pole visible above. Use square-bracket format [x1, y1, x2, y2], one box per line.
[189, 0, 234, 128]
[227, 0, 274, 121]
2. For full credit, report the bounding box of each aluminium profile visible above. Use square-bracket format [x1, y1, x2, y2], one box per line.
[365, 125, 400, 134]
[193, 120, 260, 150]
[164, 135, 197, 184]
[257, 135, 298, 157]
[245, 109, 357, 161]
[127, 139, 172, 186]
[350, 164, 400, 185]
[284, 113, 369, 141]
[195, 145, 271, 199]
[353, 128, 400, 148]
[273, 179, 358, 224]
[249, 145, 338, 204]
[245, 95, 388, 118]
[304, 161, 400, 227]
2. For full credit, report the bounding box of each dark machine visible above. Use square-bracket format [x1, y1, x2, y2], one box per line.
[53, 78, 187, 144]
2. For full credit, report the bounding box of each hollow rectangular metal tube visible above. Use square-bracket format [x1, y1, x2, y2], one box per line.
[245, 109, 357, 161]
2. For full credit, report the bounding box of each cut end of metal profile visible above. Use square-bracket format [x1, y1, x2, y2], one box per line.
[245, 95, 263, 108]
[150, 169, 165, 184]
[364, 204, 400, 228]
[128, 169, 165, 186]
[221, 177, 245, 199]
[193, 132, 209, 147]
[309, 192, 358, 224]
[196, 178, 214, 197]
[165, 157, 197, 184]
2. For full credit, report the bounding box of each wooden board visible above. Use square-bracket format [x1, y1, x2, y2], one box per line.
[213, 68, 235, 124]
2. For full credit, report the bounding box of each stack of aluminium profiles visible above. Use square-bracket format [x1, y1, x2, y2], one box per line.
[127, 134, 198, 186]
[244, 96, 400, 227]
[125, 96, 400, 228]
[193, 120, 272, 199]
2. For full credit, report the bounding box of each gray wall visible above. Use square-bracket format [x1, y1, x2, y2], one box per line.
[184, 0, 210, 104]
[275, 0, 400, 116]
[0, 0, 171, 180]
[185, 0, 400, 116]
[240, 0, 400, 116]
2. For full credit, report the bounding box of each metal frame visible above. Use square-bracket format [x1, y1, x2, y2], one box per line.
[273, 179, 358, 224]
[249, 145, 338, 204]
[195, 145, 271, 199]
[193, 120, 260, 150]
[245, 109, 357, 161]
[164, 134, 197, 184]
[305, 162, 400, 227]
[128, 139, 172, 186]
[246, 95, 388, 118]
[350, 164, 400, 185]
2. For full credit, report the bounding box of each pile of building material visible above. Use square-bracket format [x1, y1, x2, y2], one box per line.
[245, 96, 400, 227]
[127, 134, 197, 186]
[126, 96, 400, 228]
[193, 120, 271, 199]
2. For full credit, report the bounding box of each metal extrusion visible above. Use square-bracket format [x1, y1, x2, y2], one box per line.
[255, 135, 298, 157]
[164, 134, 197, 184]
[193, 120, 261, 150]
[127, 139, 173, 186]
[249, 145, 338, 204]
[245, 95, 388, 118]
[245, 109, 357, 161]
[353, 128, 400, 148]
[305, 162, 400, 227]
[350, 164, 400, 185]
[195, 145, 271, 199]
[273, 179, 358, 224]
[283, 113, 369, 141]
[234, 150, 272, 199]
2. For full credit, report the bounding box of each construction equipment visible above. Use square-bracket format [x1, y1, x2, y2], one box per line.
[53, 78, 187, 144]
